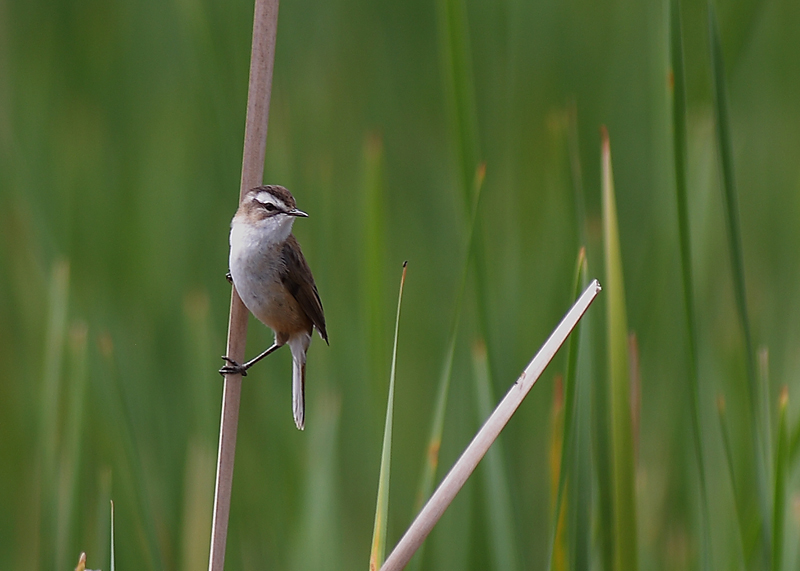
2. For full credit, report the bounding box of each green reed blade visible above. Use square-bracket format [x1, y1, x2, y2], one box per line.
[181, 291, 217, 571]
[436, 0, 479, 206]
[601, 128, 637, 571]
[547, 249, 586, 571]
[771, 388, 788, 571]
[789, 416, 800, 468]
[96, 334, 161, 571]
[292, 392, 343, 571]
[716, 396, 748, 568]
[110, 499, 116, 571]
[370, 262, 408, 570]
[436, 0, 494, 372]
[471, 340, 520, 571]
[37, 259, 70, 570]
[569, 309, 593, 571]
[408, 164, 485, 571]
[55, 322, 89, 568]
[708, 7, 770, 564]
[670, 1, 712, 567]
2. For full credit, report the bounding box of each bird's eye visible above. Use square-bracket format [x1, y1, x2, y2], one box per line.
[263, 202, 277, 212]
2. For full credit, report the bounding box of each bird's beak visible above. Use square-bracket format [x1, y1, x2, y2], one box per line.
[288, 208, 308, 218]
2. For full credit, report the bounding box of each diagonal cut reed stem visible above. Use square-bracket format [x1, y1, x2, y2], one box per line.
[379, 280, 601, 571]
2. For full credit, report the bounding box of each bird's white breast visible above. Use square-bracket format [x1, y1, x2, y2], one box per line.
[228, 214, 295, 325]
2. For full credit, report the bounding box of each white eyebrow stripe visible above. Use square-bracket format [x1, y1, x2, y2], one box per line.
[254, 191, 287, 210]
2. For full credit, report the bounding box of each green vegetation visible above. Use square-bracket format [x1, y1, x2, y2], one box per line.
[370, 262, 407, 570]
[1, 0, 799, 569]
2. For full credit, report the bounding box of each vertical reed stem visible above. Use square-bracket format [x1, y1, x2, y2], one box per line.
[208, 1, 279, 570]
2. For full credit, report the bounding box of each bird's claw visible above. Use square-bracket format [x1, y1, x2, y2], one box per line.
[219, 356, 248, 377]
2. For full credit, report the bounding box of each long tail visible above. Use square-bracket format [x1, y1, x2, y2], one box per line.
[288, 335, 310, 430]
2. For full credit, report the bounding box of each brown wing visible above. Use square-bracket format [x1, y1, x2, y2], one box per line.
[281, 234, 328, 343]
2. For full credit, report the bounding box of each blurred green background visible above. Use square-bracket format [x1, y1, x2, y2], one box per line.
[2, 0, 799, 568]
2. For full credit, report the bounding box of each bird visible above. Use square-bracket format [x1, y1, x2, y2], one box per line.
[220, 185, 328, 430]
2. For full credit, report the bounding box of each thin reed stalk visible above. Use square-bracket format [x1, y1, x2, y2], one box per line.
[209, 1, 280, 570]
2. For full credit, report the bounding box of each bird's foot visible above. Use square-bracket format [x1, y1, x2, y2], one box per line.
[219, 356, 248, 377]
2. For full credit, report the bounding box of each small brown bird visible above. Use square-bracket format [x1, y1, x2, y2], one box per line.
[220, 185, 328, 430]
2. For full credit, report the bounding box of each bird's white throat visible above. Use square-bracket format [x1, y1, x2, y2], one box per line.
[230, 212, 295, 254]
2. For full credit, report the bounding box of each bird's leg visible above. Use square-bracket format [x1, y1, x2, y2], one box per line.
[219, 342, 282, 376]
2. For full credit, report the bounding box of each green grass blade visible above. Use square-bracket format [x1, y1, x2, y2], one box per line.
[570, 310, 593, 571]
[565, 107, 594, 571]
[425, 3, 488, 548]
[110, 500, 115, 571]
[90, 468, 113, 568]
[96, 334, 162, 571]
[56, 322, 89, 568]
[181, 291, 217, 571]
[471, 340, 520, 571]
[789, 414, 800, 468]
[408, 165, 484, 571]
[436, 0, 495, 379]
[772, 387, 788, 571]
[708, 5, 757, 386]
[669, 2, 712, 567]
[292, 391, 342, 571]
[716, 396, 748, 568]
[547, 248, 586, 571]
[370, 262, 408, 571]
[601, 127, 637, 571]
[436, 0, 479, 205]
[183, 291, 219, 438]
[415, 332, 456, 509]
[549, 379, 566, 571]
[580, 130, 613, 571]
[708, 7, 771, 564]
[562, 250, 587, 485]
[759, 348, 774, 478]
[431, 13, 497, 567]
[592, 314, 615, 570]
[408, 332, 455, 571]
[37, 259, 70, 570]
[547, 375, 569, 571]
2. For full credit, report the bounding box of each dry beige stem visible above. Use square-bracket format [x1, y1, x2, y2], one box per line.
[380, 280, 601, 571]
[209, 2, 280, 570]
